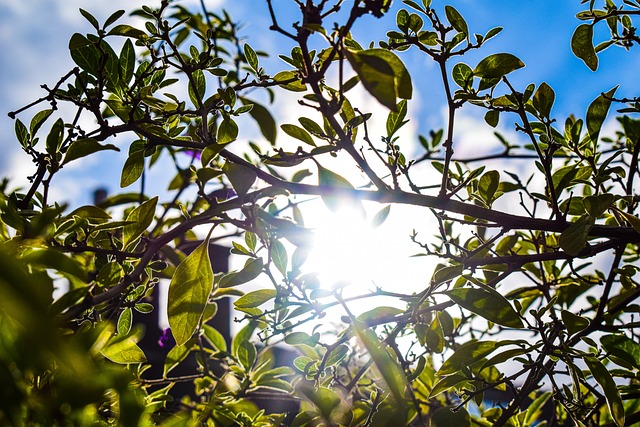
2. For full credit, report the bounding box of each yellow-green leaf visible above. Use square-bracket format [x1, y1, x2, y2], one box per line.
[168, 236, 214, 346]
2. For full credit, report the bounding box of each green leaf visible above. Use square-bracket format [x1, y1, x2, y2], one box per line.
[46, 118, 64, 156]
[478, 170, 500, 205]
[586, 86, 617, 144]
[601, 334, 640, 370]
[559, 214, 593, 256]
[317, 164, 360, 213]
[203, 325, 227, 352]
[271, 239, 288, 276]
[63, 138, 119, 165]
[107, 24, 148, 40]
[583, 194, 614, 217]
[354, 323, 407, 407]
[431, 407, 470, 427]
[122, 196, 158, 249]
[346, 48, 412, 111]
[101, 335, 146, 364]
[561, 310, 589, 336]
[238, 340, 257, 371]
[273, 70, 307, 92]
[425, 313, 445, 353]
[164, 340, 194, 376]
[444, 6, 468, 38]
[619, 210, 640, 235]
[572, 24, 598, 71]
[188, 69, 206, 106]
[120, 150, 145, 188]
[235, 289, 277, 309]
[452, 63, 473, 89]
[532, 82, 555, 118]
[371, 205, 391, 228]
[223, 161, 257, 196]
[217, 117, 238, 144]
[446, 288, 523, 328]
[232, 321, 256, 359]
[117, 307, 133, 335]
[21, 248, 87, 280]
[325, 344, 349, 366]
[484, 110, 499, 128]
[357, 306, 403, 323]
[14, 119, 29, 148]
[120, 39, 135, 84]
[584, 356, 625, 427]
[437, 340, 499, 376]
[244, 43, 259, 72]
[430, 264, 463, 287]
[104, 9, 125, 29]
[474, 53, 524, 80]
[281, 124, 315, 146]
[284, 331, 312, 345]
[79, 8, 99, 30]
[241, 98, 276, 145]
[218, 257, 264, 288]
[429, 374, 467, 397]
[29, 109, 54, 137]
[168, 236, 214, 346]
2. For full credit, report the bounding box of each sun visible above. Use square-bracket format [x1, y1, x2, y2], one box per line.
[303, 201, 397, 290]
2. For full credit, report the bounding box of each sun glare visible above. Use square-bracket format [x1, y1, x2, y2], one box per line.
[304, 203, 393, 290]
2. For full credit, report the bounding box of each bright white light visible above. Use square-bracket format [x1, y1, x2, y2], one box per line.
[304, 202, 392, 290]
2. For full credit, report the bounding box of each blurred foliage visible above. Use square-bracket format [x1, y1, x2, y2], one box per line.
[3, 0, 640, 425]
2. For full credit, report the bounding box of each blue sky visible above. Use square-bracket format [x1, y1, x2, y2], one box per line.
[0, 0, 636, 206]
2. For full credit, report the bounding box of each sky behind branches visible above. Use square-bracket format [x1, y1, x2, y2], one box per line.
[1, 0, 637, 205]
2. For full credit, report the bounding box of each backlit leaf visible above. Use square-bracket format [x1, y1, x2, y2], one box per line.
[474, 53, 524, 80]
[601, 334, 640, 370]
[271, 239, 288, 276]
[437, 340, 499, 376]
[446, 288, 524, 328]
[120, 150, 144, 188]
[168, 235, 214, 346]
[235, 289, 277, 309]
[223, 161, 257, 196]
[346, 48, 412, 111]
[584, 356, 625, 427]
[572, 24, 598, 71]
[586, 86, 617, 144]
[63, 138, 119, 165]
[122, 196, 158, 249]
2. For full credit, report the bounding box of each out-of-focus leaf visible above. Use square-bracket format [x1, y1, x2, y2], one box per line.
[354, 323, 407, 408]
[371, 205, 391, 228]
[430, 406, 470, 427]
